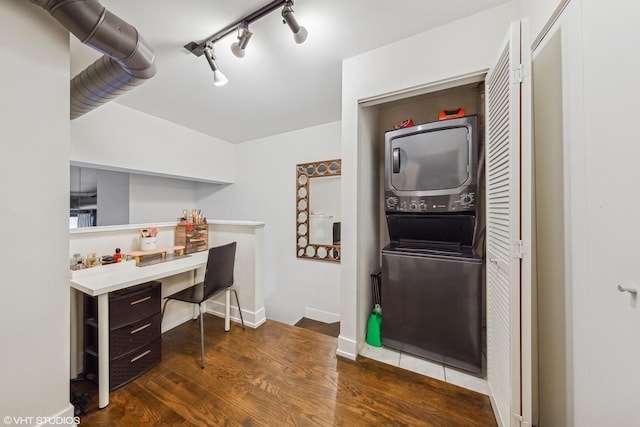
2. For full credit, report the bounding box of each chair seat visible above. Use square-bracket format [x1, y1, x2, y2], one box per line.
[165, 282, 206, 304]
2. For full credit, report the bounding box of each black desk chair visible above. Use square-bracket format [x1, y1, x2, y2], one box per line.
[161, 241, 245, 368]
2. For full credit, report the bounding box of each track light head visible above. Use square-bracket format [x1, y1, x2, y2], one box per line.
[203, 44, 228, 86]
[231, 23, 253, 59]
[282, 2, 308, 45]
[212, 69, 228, 86]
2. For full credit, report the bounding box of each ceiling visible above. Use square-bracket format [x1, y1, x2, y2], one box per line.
[69, 0, 510, 144]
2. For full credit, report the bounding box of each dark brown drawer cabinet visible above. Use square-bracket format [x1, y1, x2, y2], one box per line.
[109, 338, 161, 390]
[109, 283, 161, 329]
[83, 281, 162, 391]
[109, 312, 161, 359]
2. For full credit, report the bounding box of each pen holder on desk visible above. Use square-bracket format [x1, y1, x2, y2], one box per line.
[140, 237, 157, 251]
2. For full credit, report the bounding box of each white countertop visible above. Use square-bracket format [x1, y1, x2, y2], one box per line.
[70, 251, 208, 296]
[69, 220, 265, 235]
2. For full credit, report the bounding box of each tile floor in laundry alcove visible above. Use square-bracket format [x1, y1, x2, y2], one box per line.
[360, 344, 489, 395]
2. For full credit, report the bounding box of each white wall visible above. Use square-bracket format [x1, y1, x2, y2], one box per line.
[97, 169, 129, 226]
[205, 223, 267, 328]
[71, 102, 236, 184]
[77, 168, 210, 226]
[129, 174, 198, 224]
[339, 1, 522, 359]
[522, 0, 566, 45]
[0, 0, 74, 421]
[198, 122, 342, 325]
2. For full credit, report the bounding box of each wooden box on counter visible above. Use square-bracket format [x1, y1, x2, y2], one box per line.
[174, 223, 208, 254]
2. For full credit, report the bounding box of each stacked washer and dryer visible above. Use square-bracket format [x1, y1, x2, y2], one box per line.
[381, 115, 483, 375]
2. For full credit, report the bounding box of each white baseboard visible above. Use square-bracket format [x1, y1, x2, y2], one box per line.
[205, 300, 266, 329]
[160, 302, 266, 333]
[253, 307, 267, 328]
[37, 403, 77, 427]
[337, 334, 358, 360]
[304, 307, 340, 324]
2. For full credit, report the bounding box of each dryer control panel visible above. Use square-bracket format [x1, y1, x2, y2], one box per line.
[385, 192, 475, 213]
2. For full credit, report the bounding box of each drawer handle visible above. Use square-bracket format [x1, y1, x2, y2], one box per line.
[130, 349, 152, 363]
[130, 296, 151, 306]
[130, 323, 151, 335]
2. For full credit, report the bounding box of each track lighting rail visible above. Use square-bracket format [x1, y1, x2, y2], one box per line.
[184, 0, 290, 57]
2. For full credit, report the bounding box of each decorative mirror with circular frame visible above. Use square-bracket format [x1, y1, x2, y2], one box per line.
[296, 159, 341, 262]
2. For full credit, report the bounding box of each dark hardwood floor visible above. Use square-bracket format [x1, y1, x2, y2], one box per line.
[73, 315, 496, 426]
[294, 317, 340, 338]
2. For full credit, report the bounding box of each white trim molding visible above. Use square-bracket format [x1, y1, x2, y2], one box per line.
[205, 300, 266, 329]
[304, 307, 340, 324]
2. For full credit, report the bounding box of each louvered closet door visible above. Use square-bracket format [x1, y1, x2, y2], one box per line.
[485, 20, 532, 427]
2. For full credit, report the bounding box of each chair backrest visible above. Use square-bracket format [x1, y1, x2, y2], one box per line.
[202, 241, 237, 299]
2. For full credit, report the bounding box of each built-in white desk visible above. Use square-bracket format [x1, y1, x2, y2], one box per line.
[70, 252, 209, 408]
[69, 220, 266, 408]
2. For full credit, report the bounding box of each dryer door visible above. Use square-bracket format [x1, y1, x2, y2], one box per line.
[388, 126, 470, 192]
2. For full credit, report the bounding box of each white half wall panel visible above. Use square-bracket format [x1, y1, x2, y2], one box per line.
[71, 102, 236, 184]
